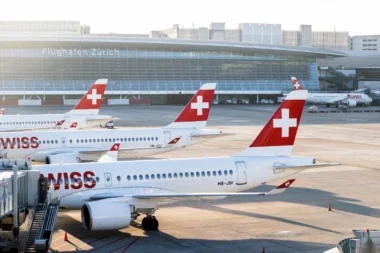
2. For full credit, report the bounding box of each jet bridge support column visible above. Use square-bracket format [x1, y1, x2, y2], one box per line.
[12, 165, 19, 239]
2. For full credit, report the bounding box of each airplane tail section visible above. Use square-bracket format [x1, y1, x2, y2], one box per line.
[291, 77, 304, 90]
[165, 83, 216, 129]
[98, 143, 120, 163]
[66, 79, 108, 115]
[0, 108, 4, 116]
[234, 90, 307, 156]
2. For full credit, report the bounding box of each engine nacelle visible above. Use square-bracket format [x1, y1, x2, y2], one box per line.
[46, 154, 81, 164]
[345, 99, 357, 107]
[81, 199, 132, 231]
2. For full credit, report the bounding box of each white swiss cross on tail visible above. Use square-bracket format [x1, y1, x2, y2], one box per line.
[87, 89, 102, 105]
[166, 83, 216, 129]
[239, 90, 307, 156]
[273, 109, 297, 138]
[291, 77, 303, 90]
[191, 96, 209, 116]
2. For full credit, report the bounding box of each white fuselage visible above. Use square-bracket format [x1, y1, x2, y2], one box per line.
[307, 93, 372, 105]
[37, 155, 314, 210]
[0, 114, 114, 131]
[0, 127, 221, 161]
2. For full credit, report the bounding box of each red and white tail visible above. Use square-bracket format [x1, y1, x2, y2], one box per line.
[98, 143, 120, 163]
[66, 79, 108, 115]
[70, 122, 78, 129]
[291, 77, 304, 90]
[234, 90, 308, 156]
[0, 108, 4, 116]
[165, 83, 216, 128]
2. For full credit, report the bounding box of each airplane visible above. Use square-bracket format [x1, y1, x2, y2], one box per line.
[0, 79, 117, 131]
[35, 89, 338, 231]
[0, 83, 231, 164]
[291, 77, 373, 107]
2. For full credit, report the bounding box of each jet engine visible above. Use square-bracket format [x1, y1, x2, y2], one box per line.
[345, 99, 357, 107]
[45, 154, 81, 164]
[81, 200, 132, 231]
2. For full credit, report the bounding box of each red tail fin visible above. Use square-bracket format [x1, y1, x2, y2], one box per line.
[0, 108, 4, 115]
[66, 79, 107, 115]
[70, 122, 78, 128]
[234, 90, 307, 156]
[291, 77, 303, 90]
[165, 83, 216, 128]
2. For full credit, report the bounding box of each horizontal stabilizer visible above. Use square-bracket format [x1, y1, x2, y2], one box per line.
[272, 163, 340, 171]
[190, 132, 236, 140]
[89, 179, 296, 200]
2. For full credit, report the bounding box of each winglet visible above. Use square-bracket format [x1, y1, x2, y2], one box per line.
[234, 90, 308, 156]
[70, 122, 78, 129]
[291, 77, 304, 90]
[66, 79, 108, 115]
[98, 142, 120, 163]
[55, 120, 65, 126]
[168, 137, 181, 145]
[165, 83, 216, 128]
[266, 179, 296, 195]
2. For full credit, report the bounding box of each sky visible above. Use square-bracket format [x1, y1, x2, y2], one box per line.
[1, 0, 378, 36]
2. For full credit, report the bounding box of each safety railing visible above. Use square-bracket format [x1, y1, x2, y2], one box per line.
[21, 193, 39, 253]
[35, 192, 51, 240]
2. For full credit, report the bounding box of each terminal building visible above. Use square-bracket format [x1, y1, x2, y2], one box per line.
[0, 36, 345, 105]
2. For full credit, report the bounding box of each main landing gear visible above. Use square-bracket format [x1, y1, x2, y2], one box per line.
[142, 216, 159, 230]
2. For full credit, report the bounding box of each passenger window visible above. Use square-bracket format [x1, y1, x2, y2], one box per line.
[127, 175, 131, 181]
[179, 173, 183, 178]
[218, 170, 222, 176]
[139, 138, 142, 141]
[128, 138, 131, 141]
[113, 138, 116, 142]
[132, 138, 135, 141]
[151, 174, 155, 180]
[85, 139, 88, 143]
[207, 171, 211, 176]
[156, 137, 158, 140]
[55, 140, 58, 144]
[190, 172, 194, 177]
[185, 172, 189, 178]
[143, 137, 146, 141]
[109, 138, 111, 142]
[148, 137, 150, 141]
[101, 139, 104, 142]
[196, 172, 200, 177]
[117, 176, 121, 181]
[117, 138, 120, 141]
[89, 139, 92, 143]
[174, 173, 178, 178]
[93, 139, 96, 142]
[162, 174, 167, 179]
[105, 139, 108, 142]
[43, 141, 46, 144]
[139, 175, 143, 180]
[213, 171, 217, 176]
[201, 172, 205, 177]
[224, 170, 228, 176]
[133, 175, 137, 180]
[96, 177, 100, 182]
[81, 139, 83, 143]
[76, 140, 79, 143]
[168, 173, 172, 179]
[229, 170, 233, 175]
[97, 139, 100, 142]
[157, 174, 161, 179]
[145, 174, 149, 180]
[47, 140, 50, 144]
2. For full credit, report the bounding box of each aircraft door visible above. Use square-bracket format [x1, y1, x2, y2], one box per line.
[63, 116, 70, 129]
[61, 137, 66, 147]
[235, 161, 247, 185]
[104, 173, 112, 187]
[164, 131, 172, 144]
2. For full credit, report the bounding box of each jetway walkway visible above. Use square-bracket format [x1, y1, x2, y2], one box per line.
[0, 159, 58, 253]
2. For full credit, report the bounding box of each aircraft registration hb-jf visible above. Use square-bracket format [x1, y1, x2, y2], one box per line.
[0, 83, 231, 164]
[291, 77, 372, 107]
[0, 79, 117, 131]
[34, 89, 338, 231]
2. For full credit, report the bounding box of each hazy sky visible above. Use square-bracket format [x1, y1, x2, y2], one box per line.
[1, 0, 378, 35]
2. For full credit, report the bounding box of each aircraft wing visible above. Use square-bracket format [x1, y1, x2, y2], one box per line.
[272, 163, 340, 172]
[89, 179, 296, 201]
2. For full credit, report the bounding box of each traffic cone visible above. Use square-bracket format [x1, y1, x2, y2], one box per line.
[262, 247, 266, 253]
[328, 203, 332, 211]
[64, 232, 68, 241]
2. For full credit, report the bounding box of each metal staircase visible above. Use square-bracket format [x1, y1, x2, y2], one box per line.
[23, 192, 59, 253]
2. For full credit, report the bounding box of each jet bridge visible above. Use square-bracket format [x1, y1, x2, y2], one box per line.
[0, 158, 58, 253]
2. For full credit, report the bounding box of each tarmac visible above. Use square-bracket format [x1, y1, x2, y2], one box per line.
[4, 104, 380, 252]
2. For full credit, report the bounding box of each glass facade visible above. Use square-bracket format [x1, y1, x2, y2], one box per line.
[0, 40, 325, 93]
